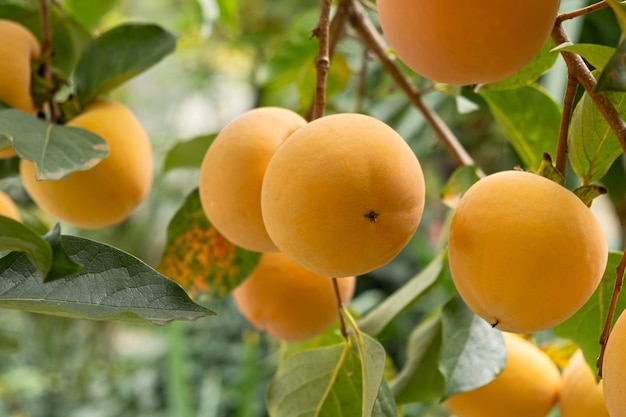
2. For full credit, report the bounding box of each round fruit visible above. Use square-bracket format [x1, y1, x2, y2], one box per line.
[377, 0, 560, 85]
[560, 349, 609, 417]
[231, 252, 356, 342]
[445, 332, 560, 417]
[448, 170, 607, 333]
[199, 107, 306, 252]
[0, 19, 41, 159]
[261, 113, 425, 278]
[602, 309, 626, 417]
[20, 100, 153, 229]
[0, 190, 21, 222]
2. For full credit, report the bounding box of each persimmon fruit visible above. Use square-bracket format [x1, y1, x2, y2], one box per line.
[602, 309, 626, 417]
[20, 100, 153, 229]
[445, 332, 560, 417]
[199, 107, 307, 252]
[261, 113, 425, 278]
[560, 349, 609, 417]
[231, 252, 356, 342]
[377, 0, 560, 85]
[0, 190, 21, 222]
[448, 170, 607, 333]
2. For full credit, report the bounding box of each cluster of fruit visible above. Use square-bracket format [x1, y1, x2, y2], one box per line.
[0, 19, 153, 229]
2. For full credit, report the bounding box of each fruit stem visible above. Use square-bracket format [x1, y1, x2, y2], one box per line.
[332, 277, 350, 341]
[38, 0, 61, 123]
[555, 74, 579, 178]
[345, 0, 485, 177]
[310, 0, 334, 121]
[597, 250, 626, 378]
[556, 1, 608, 24]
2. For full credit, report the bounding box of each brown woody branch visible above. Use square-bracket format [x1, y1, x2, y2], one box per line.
[598, 251, 626, 378]
[556, 1, 608, 24]
[309, 0, 335, 121]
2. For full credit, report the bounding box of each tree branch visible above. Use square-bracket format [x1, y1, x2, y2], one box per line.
[598, 250, 626, 378]
[556, 1, 608, 24]
[555, 74, 579, 176]
[310, 0, 334, 121]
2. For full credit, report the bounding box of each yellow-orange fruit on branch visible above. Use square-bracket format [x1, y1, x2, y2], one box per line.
[199, 107, 307, 253]
[20, 100, 153, 229]
[232, 252, 356, 342]
[0, 190, 21, 222]
[445, 332, 560, 417]
[602, 309, 626, 417]
[448, 170, 607, 333]
[377, 0, 560, 85]
[261, 113, 425, 278]
[560, 349, 609, 417]
[0, 19, 41, 159]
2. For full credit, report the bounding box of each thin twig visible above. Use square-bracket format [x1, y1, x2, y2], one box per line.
[555, 74, 579, 176]
[552, 22, 626, 155]
[332, 278, 350, 340]
[557, 0, 608, 24]
[346, 0, 484, 176]
[310, 0, 334, 121]
[38, 0, 60, 122]
[597, 250, 626, 378]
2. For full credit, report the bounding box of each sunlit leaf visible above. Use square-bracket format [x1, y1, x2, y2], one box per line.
[0, 235, 214, 324]
[157, 188, 261, 300]
[554, 251, 624, 372]
[74, 23, 177, 106]
[0, 109, 109, 180]
[439, 296, 506, 400]
[551, 43, 615, 71]
[163, 134, 216, 172]
[479, 85, 561, 171]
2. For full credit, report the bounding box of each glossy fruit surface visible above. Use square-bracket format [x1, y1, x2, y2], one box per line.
[20, 100, 153, 229]
[602, 309, 626, 417]
[445, 332, 560, 417]
[199, 107, 306, 252]
[261, 113, 425, 278]
[448, 170, 607, 333]
[0, 190, 21, 222]
[560, 349, 609, 417]
[377, 0, 560, 85]
[231, 252, 355, 342]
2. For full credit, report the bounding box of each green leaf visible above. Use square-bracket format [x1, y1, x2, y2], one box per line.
[157, 189, 261, 300]
[439, 296, 506, 400]
[215, 0, 239, 30]
[390, 312, 445, 404]
[0, 109, 109, 180]
[41, 223, 83, 282]
[553, 43, 616, 71]
[0, 216, 52, 278]
[74, 23, 177, 107]
[597, 36, 626, 92]
[479, 85, 562, 171]
[606, 0, 626, 34]
[358, 252, 445, 336]
[63, 0, 121, 30]
[0, 235, 214, 324]
[567, 82, 626, 184]
[441, 166, 480, 208]
[358, 333, 388, 416]
[573, 184, 608, 207]
[476, 38, 559, 91]
[163, 134, 216, 172]
[372, 380, 397, 417]
[554, 251, 623, 372]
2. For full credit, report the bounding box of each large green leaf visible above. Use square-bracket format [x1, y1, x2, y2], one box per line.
[0, 109, 109, 180]
[40, 223, 83, 282]
[163, 134, 216, 173]
[567, 85, 626, 184]
[157, 188, 261, 299]
[479, 85, 562, 171]
[554, 251, 623, 372]
[63, 0, 121, 30]
[74, 23, 177, 107]
[439, 297, 506, 400]
[358, 252, 445, 336]
[553, 43, 615, 71]
[0, 235, 214, 324]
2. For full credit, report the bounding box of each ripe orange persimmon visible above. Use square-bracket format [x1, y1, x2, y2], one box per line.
[0, 19, 41, 159]
[448, 171, 607, 333]
[231, 252, 355, 342]
[199, 107, 307, 252]
[377, 0, 560, 85]
[445, 332, 560, 417]
[560, 350, 609, 417]
[261, 113, 425, 278]
[602, 309, 626, 417]
[0, 190, 21, 222]
[20, 100, 153, 229]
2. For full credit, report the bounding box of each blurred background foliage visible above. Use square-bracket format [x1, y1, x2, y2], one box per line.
[0, 0, 624, 416]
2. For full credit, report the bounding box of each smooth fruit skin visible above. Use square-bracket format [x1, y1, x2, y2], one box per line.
[0, 19, 41, 159]
[377, 0, 560, 85]
[603, 309, 626, 417]
[199, 107, 307, 252]
[560, 350, 609, 417]
[20, 100, 153, 229]
[0, 190, 21, 222]
[231, 252, 356, 342]
[445, 333, 560, 417]
[448, 171, 607, 333]
[261, 113, 425, 278]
